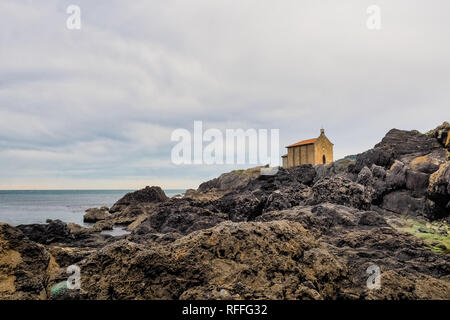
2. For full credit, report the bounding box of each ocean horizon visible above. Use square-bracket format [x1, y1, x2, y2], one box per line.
[0, 189, 186, 226]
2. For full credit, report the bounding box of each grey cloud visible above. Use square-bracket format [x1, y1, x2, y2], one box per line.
[0, 0, 449, 189]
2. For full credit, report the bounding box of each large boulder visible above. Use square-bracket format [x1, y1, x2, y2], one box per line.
[197, 167, 263, 193]
[354, 148, 393, 173]
[405, 170, 430, 196]
[109, 186, 168, 213]
[370, 164, 386, 179]
[427, 163, 450, 216]
[263, 186, 312, 213]
[132, 198, 228, 240]
[315, 158, 356, 181]
[375, 128, 441, 159]
[284, 165, 317, 186]
[83, 207, 110, 223]
[381, 191, 425, 215]
[358, 165, 387, 203]
[217, 190, 267, 221]
[428, 163, 450, 198]
[308, 176, 372, 209]
[385, 160, 407, 190]
[356, 166, 373, 186]
[240, 165, 317, 194]
[354, 128, 441, 172]
[409, 149, 448, 174]
[0, 223, 58, 299]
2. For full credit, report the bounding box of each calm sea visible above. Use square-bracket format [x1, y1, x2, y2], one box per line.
[0, 189, 185, 226]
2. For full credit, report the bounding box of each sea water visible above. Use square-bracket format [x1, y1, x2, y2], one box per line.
[0, 189, 185, 226]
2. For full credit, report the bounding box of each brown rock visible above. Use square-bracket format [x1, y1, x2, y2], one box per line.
[83, 207, 110, 223]
[429, 163, 450, 197]
[0, 223, 57, 300]
[77, 221, 348, 300]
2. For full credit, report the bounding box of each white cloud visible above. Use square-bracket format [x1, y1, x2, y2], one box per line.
[0, 0, 449, 189]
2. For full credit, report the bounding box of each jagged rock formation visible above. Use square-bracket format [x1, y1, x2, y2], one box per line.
[0, 223, 58, 299]
[427, 121, 450, 150]
[0, 122, 449, 300]
[78, 221, 341, 300]
[97, 186, 171, 226]
[354, 128, 442, 172]
[428, 163, 450, 214]
[16, 220, 74, 245]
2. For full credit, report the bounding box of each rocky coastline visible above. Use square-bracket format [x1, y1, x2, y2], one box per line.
[1, 122, 449, 300]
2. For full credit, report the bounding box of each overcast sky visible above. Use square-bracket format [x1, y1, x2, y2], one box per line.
[0, 0, 449, 190]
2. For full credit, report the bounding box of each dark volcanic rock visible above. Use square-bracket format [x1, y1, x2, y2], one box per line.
[355, 165, 388, 204]
[217, 191, 267, 221]
[132, 198, 228, 241]
[370, 164, 386, 179]
[263, 186, 312, 213]
[133, 165, 318, 238]
[406, 170, 430, 196]
[357, 166, 373, 186]
[354, 148, 393, 173]
[198, 165, 316, 197]
[315, 158, 356, 182]
[382, 191, 425, 215]
[109, 186, 168, 213]
[358, 211, 388, 226]
[308, 176, 372, 209]
[17, 220, 73, 245]
[354, 128, 441, 172]
[257, 203, 360, 236]
[283, 165, 317, 186]
[386, 160, 407, 190]
[375, 129, 441, 158]
[212, 165, 316, 221]
[197, 167, 263, 193]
